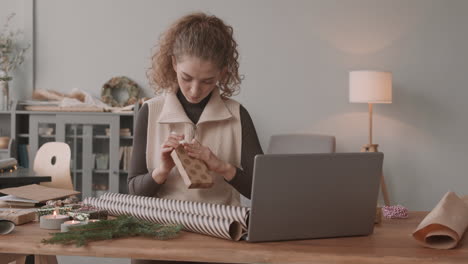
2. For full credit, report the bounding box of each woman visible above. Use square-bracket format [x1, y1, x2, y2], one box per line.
[128, 13, 263, 263]
[129, 12, 262, 207]
[128, 12, 263, 264]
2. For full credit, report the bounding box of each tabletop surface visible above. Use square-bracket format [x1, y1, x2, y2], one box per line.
[0, 211, 467, 263]
[0, 168, 51, 184]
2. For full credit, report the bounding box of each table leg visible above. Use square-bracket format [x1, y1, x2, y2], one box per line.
[0, 254, 26, 264]
[33, 256, 57, 264]
[381, 173, 390, 206]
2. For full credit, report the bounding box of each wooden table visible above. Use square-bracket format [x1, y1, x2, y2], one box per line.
[0, 212, 467, 263]
[0, 168, 51, 189]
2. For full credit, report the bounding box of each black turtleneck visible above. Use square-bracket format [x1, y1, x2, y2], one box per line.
[128, 91, 263, 200]
[176, 90, 211, 124]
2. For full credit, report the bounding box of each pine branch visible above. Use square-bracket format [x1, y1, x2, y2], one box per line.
[41, 215, 183, 247]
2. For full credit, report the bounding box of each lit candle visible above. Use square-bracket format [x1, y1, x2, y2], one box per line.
[60, 220, 86, 232]
[39, 211, 69, 230]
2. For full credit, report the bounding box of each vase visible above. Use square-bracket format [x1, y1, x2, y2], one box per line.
[0, 80, 9, 111]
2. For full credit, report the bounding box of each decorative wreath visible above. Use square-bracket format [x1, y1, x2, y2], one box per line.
[101, 76, 140, 107]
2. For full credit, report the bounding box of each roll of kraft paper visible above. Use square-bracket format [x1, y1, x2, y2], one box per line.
[83, 197, 244, 241]
[0, 219, 15, 235]
[413, 192, 468, 249]
[99, 192, 250, 229]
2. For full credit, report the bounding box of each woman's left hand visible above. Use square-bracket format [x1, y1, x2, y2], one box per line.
[183, 139, 232, 176]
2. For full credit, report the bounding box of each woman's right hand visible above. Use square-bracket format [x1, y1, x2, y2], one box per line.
[152, 133, 184, 184]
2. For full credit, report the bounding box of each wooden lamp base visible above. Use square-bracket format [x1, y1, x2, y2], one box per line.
[360, 144, 379, 153]
[360, 143, 390, 206]
[361, 143, 390, 224]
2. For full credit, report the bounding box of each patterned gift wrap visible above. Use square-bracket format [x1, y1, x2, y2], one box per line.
[98, 192, 250, 229]
[83, 196, 246, 241]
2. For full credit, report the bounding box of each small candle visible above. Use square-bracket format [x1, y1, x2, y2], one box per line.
[39, 211, 69, 230]
[60, 220, 85, 232]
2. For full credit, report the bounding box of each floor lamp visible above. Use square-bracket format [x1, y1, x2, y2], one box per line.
[349, 70, 392, 206]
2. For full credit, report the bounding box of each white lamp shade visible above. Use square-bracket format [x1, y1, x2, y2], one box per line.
[349, 71, 392, 103]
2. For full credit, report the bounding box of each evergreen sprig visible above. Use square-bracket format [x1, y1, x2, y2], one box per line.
[41, 215, 183, 247]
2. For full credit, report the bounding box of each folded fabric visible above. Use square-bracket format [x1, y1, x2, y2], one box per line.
[83, 193, 250, 241]
[413, 192, 468, 249]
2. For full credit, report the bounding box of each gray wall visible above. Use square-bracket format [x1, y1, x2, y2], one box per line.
[0, 0, 33, 100]
[6, 0, 468, 210]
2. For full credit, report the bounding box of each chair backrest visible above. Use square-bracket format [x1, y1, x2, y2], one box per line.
[267, 134, 336, 154]
[33, 142, 73, 190]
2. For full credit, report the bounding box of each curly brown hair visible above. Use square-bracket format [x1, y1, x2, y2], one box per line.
[148, 12, 241, 98]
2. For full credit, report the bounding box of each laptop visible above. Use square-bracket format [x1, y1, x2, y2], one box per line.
[246, 152, 383, 242]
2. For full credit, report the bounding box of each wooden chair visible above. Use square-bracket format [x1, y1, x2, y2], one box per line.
[31, 143, 72, 263]
[241, 133, 336, 207]
[267, 133, 336, 154]
[0, 143, 69, 264]
[33, 142, 73, 190]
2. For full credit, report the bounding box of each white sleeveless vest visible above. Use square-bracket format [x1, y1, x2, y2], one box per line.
[145, 88, 242, 206]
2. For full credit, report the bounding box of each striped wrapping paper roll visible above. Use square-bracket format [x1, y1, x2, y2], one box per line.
[83, 197, 244, 241]
[98, 192, 250, 229]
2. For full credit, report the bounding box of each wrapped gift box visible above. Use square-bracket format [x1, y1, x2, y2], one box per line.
[170, 146, 214, 189]
[0, 208, 36, 225]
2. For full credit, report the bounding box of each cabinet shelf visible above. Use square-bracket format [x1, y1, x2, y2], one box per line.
[65, 135, 133, 139]
[92, 169, 129, 174]
[39, 135, 55, 138]
[66, 135, 82, 139]
[72, 169, 128, 173]
[72, 169, 112, 173]
[20, 134, 58, 139]
[94, 169, 109, 173]
[15, 110, 135, 116]
[96, 135, 134, 139]
[3, 101, 139, 197]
